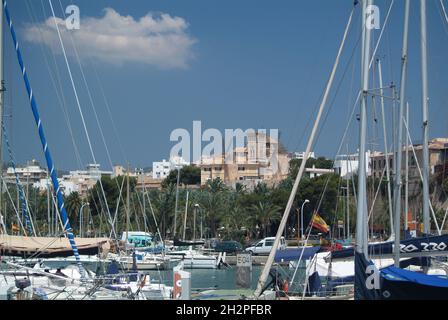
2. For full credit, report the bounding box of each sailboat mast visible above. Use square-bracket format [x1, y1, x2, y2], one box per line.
[2, 0, 85, 275]
[405, 102, 409, 231]
[173, 166, 180, 238]
[377, 59, 394, 237]
[47, 171, 50, 235]
[183, 190, 189, 240]
[420, 0, 430, 234]
[346, 143, 350, 239]
[142, 171, 146, 232]
[356, 0, 372, 258]
[0, 1, 4, 235]
[254, 3, 356, 298]
[393, 0, 410, 267]
[126, 167, 130, 249]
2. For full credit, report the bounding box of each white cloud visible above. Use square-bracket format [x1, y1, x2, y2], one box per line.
[23, 8, 197, 69]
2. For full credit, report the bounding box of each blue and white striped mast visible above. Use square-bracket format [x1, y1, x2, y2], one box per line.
[2, 0, 85, 276]
[0, 0, 4, 235]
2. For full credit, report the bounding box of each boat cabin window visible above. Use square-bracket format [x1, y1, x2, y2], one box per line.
[127, 235, 153, 248]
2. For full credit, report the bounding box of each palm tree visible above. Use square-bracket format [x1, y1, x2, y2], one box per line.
[221, 205, 245, 240]
[151, 184, 176, 238]
[235, 183, 247, 196]
[199, 178, 228, 237]
[249, 201, 281, 238]
[65, 192, 82, 230]
[206, 178, 226, 193]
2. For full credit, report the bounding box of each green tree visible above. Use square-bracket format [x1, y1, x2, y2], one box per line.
[248, 201, 281, 238]
[199, 178, 227, 237]
[162, 165, 201, 187]
[221, 205, 246, 240]
[65, 192, 82, 230]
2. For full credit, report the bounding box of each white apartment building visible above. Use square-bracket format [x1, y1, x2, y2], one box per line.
[33, 164, 112, 197]
[333, 151, 372, 178]
[152, 156, 189, 180]
[5, 159, 47, 185]
[292, 151, 316, 160]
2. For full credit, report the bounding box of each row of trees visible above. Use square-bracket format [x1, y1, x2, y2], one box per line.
[0, 165, 345, 242]
[81, 164, 347, 242]
[4, 159, 446, 241]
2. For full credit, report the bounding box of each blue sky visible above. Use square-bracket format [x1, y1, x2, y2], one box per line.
[4, 0, 448, 171]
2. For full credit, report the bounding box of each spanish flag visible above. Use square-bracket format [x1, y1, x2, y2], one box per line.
[310, 213, 330, 233]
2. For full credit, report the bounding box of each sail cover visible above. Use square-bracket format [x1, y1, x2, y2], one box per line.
[274, 246, 321, 263]
[354, 252, 382, 300]
[0, 235, 111, 258]
[332, 234, 448, 260]
[380, 266, 448, 300]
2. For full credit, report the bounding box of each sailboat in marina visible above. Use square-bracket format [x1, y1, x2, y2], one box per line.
[113, 172, 175, 271]
[251, 0, 448, 301]
[250, 0, 360, 300]
[0, 0, 115, 275]
[0, 0, 179, 299]
[165, 177, 218, 269]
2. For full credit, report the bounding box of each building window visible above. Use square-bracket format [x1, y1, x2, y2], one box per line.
[214, 167, 222, 171]
[238, 166, 246, 171]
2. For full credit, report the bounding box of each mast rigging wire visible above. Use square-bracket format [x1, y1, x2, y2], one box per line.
[1, 177, 26, 234]
[254, 3, 356, 298]
[1, 121, 36, 236]
[403, 114, 441, 235]
[25, 0, 84, 168]
[47, 0, 117, 239]
[53, 0, 134, 243]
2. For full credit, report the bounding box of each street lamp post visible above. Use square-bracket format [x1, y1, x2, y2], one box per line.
[300, 199, 310, 240]
[200, 207, 204, 240]
[79, 202, 90, 238]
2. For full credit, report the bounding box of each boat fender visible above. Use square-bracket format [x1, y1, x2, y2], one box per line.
[283, 279, 289, 293]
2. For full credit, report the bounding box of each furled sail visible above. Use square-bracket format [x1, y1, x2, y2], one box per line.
[331, 235, 448, 260]
[0, 235, 111, 258]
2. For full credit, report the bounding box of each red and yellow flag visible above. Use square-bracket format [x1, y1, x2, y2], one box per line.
[310, 213, 330, 233]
